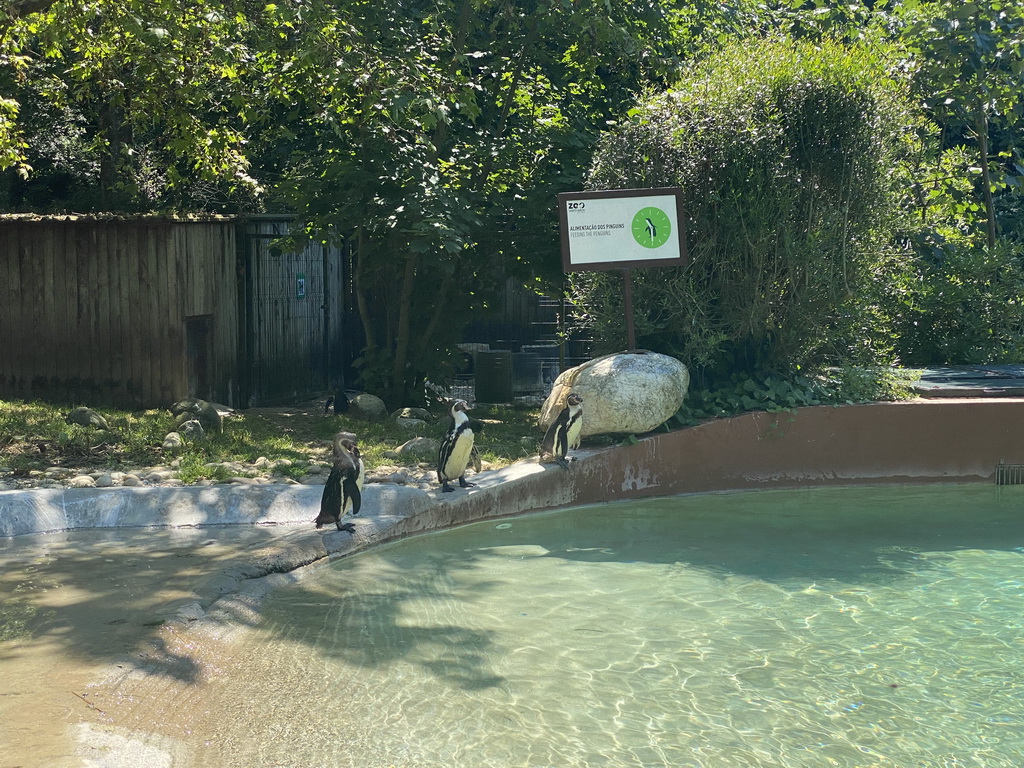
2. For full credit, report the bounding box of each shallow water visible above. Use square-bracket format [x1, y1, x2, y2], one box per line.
[153, 484, 1024, 767]
[0, 524, 308, 767]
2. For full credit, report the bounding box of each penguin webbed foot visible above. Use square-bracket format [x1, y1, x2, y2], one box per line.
[556, 457, 570, 470]
[458, 476, 475, 489]
[336, 521, 356, 533]
[441, 481, 455, 493]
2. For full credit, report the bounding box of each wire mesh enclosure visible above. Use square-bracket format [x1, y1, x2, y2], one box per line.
[995, 463, 1024, 486]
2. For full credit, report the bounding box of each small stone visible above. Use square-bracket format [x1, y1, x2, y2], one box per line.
[162, 432, 185, 451]
[177, 420, 205, 440]
[304, 464, 326, 475]
[94, 474, 115, 487]
[253, 456, 271, 468]
[396, 436, 440, 459]
[68, 475, 96, 488]
[163, 478, 184, 487]
[229, 477, 260, 485]
[121, 474, 142, 487]
[300, 475, 327, 486]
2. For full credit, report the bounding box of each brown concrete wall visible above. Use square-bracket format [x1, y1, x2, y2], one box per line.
[571, 398, 1024, 504]
[362, 399, 1024, 547]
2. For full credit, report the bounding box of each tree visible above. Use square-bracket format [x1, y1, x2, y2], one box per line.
[258, 0, 687, 404]
[900, 0, 1024, 250]
[1, 0, 264, 207]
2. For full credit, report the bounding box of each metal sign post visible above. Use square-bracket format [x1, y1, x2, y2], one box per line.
[557, 187, 687, 352]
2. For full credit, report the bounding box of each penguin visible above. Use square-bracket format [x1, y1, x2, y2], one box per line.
[540, 392, 583, 469]
[437, 399, 476, 492]
[323, 390, 350, 415]
[314, 431, 364, 532]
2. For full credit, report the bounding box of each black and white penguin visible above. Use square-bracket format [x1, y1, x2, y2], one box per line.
[323, 390, 350, 415]
[437, 399, 476, 492]
[314, 431, 364, 532]
[540, 392, 583, 469]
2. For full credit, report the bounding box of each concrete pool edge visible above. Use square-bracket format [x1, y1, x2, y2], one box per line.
[4, 398, 1022, 618]
[4, 398, 1023, 539]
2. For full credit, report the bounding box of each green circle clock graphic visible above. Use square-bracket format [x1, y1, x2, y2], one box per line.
[631, 206, 672, 249]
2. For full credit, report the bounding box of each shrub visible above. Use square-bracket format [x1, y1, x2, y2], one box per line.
[574, 37, 917, 385]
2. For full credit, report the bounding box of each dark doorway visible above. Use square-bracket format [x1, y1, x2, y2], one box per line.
[185, 314, 214, 400]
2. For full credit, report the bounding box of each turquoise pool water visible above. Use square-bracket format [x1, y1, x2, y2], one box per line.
[184, 485, 1024, 767]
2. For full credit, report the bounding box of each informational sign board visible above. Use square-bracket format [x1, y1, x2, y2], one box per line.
[558, 187, 686, 272]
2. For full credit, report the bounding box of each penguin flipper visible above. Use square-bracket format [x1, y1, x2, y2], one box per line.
[539, 420, 558, 457]
[343, 476, 362, 516]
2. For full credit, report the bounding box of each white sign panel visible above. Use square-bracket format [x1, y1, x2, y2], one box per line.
[558, 188, 686, 272]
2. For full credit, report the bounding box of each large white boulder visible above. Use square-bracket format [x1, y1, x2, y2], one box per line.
[539, 352, 689, 437]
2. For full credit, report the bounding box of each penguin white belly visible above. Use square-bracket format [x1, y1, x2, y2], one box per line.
[443, 430, 475, 479]
[566, 416, 583, 451]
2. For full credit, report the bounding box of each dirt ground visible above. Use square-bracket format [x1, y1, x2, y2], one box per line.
[0, 523, 314, 768]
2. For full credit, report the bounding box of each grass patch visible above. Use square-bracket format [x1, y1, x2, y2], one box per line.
[0, 398, 546, 477]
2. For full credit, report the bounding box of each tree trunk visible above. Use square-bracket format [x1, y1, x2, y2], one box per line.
[976, 108, 997, 251]
[389, 250, 420, 404]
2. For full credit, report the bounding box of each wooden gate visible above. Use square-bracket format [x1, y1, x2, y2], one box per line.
[238, 217, 351, 406]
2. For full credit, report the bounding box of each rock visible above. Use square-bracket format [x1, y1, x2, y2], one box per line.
[170, 398, 202, 416]
[68, 475, 96, 488]
[177, 419, 206, 440]
[94, 474, 115, 487]
[390, 407, 434, 423]
[121, 474, 143, 487]
[162, 432, 185, 452]
[66, 407, 108, 430]
[395, 417, 428, 430]
[540, 351, 689, 437]
[174, 400, 223, 435]
[300, 475, 327, 486]
[396, 436, 440, 459]
[348, 393, 389, 422]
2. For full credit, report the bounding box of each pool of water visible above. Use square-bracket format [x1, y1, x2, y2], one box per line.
[100, 485, 1024, 766]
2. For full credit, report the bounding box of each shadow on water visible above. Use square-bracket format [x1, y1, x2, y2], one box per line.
[259, 552, 510, 691]
[3, 485, 1022, 691]
[0, 525, 300, 683]
[242, 485, 1024, 692]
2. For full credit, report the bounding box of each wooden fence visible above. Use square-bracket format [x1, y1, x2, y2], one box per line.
[0, 214, 573, 410]
[0, 215, 240, 408]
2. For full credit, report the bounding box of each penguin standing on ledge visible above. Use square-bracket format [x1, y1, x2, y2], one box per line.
[540, 393, 583, 469]
[315, 431, 364, 532]
[437, 399, 475, 492]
